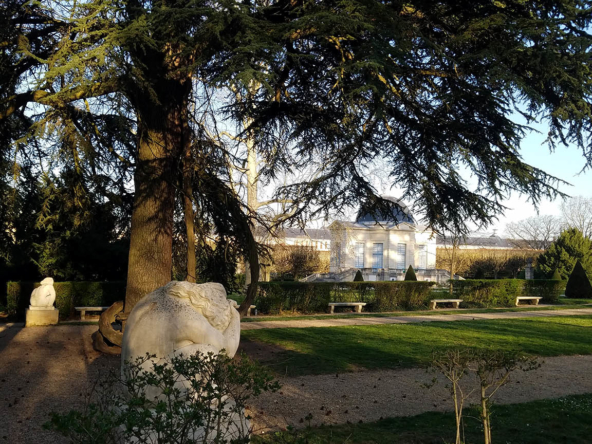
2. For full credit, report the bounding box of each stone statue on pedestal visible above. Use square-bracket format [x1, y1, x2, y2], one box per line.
[26, 277, 59, 326]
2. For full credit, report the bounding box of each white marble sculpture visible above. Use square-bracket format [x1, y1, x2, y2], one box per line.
[29, 277, 56, 309]
[121, 281, 246, 441]
[122, 281, 240, 365]
[26, 277, 59, 327]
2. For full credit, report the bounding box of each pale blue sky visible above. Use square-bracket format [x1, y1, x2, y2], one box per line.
[361, 117, 592, 233]
[490, 119, 592, 233]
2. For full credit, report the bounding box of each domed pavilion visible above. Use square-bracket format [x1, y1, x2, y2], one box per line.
[327, 197, 445, 282]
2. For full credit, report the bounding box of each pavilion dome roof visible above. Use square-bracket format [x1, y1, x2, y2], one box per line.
[355, 196, 415, 225]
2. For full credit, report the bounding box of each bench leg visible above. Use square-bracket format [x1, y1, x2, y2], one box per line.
[356, 305, 362, 313]
[453, 302, 459, 309]
[80, 310, 86, 321]
[534, 299, 539, 305]
[429, 301, 436, 310]
[515, 300, 520, 307]
[330, 306, 335, 314]
[247, 307, 252, 317]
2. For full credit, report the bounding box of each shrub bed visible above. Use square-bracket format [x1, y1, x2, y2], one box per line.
[6, 281, 126, 318]
[256, 281, 435, 314]
[450, 279, 566, 307]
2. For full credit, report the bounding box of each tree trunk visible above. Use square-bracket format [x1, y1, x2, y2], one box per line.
[453, 381, 462, 444]
[124, 95, 189, 312]
[238, 235, 260, 317]
[244, 134, 258, 288]
[125, 128, 176, 312]
[237, 137, 261, 316]
[449, 243, 456, 295]
[183, 121, 196, 283]
[481, 387, 491, 444]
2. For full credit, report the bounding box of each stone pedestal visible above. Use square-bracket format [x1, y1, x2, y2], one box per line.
[26, 307, 59, 327]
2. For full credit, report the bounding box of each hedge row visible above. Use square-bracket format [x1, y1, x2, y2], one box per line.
[7, 281, 126, 318]
[256, 282, 435, 314]
[450, 279, 566, 306]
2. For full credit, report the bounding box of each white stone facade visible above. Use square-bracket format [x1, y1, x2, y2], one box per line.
[329, 221, 437, 277]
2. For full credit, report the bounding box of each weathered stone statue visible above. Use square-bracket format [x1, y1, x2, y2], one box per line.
[26, 277, 59, 327]
[122, 281, 240, 366]
[120, 281, 246, 441]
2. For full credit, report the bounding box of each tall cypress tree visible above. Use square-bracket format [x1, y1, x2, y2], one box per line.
[3, 0, 592, 321]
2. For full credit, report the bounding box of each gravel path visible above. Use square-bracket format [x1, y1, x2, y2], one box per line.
[248, 355, 592, 433]
[0, 325, 118, 444]
[241, 307, 592, 330]
[1, 316, 592, 442]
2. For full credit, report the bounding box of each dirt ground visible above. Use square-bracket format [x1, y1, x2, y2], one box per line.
[0, 324, 119, 444]
[246, 354, 592, 433]
[1, 323, 592, 442]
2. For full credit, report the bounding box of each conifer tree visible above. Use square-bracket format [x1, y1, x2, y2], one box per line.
[537, 228, 592, 279]
[565, 261, 592, 299]
[353, 270, 364, 282]
[551, 269, 562, 281]
[3, 0, 592, 327]
[405, 265, 418, 281]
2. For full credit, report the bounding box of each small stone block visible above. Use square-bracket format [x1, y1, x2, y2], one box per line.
[25, 308, 59, 327]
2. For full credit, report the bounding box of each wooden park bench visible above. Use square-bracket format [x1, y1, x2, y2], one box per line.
[328, 302, 367, 314]
[75, 306, 110, 320]
[429, 299, 463, 310]
[515, 296, 542, 306]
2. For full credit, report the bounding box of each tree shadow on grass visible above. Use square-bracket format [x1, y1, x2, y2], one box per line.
[241, 316, 592, 376]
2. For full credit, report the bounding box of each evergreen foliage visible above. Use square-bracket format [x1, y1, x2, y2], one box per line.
[551, 269, 562, 281]
[451, 279, 566, 306]
[537, 229, 592, 280]
[256, 281, 434, 314]
[565, 261, 592, 299]
[405, 265, 418, 281]
[4, 0, 592, 310]
[0, 167, 130, 286]
[354, 270, 364, 282]
[474, 269, 485, 279]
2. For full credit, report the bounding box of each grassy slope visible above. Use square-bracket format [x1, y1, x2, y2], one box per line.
[254, 394, 592, 444]
[242, 315, 592, 376]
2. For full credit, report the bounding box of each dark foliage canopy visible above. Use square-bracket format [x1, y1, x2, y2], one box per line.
[565, 260, 592, 298]
[3, 0, 592, 307]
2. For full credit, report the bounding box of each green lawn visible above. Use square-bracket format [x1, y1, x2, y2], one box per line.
[557, 298, 592, 305]
[254, 394, 592, 444]
[242, 315, 592, 376]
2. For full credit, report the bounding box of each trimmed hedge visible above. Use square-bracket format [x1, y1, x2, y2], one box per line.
[450, 279, 566, 307]
[256, 281, 435, 314]
[7, 281, 126, 318]
[523, 280, 566, 303]
[256, 282, 334, 314]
